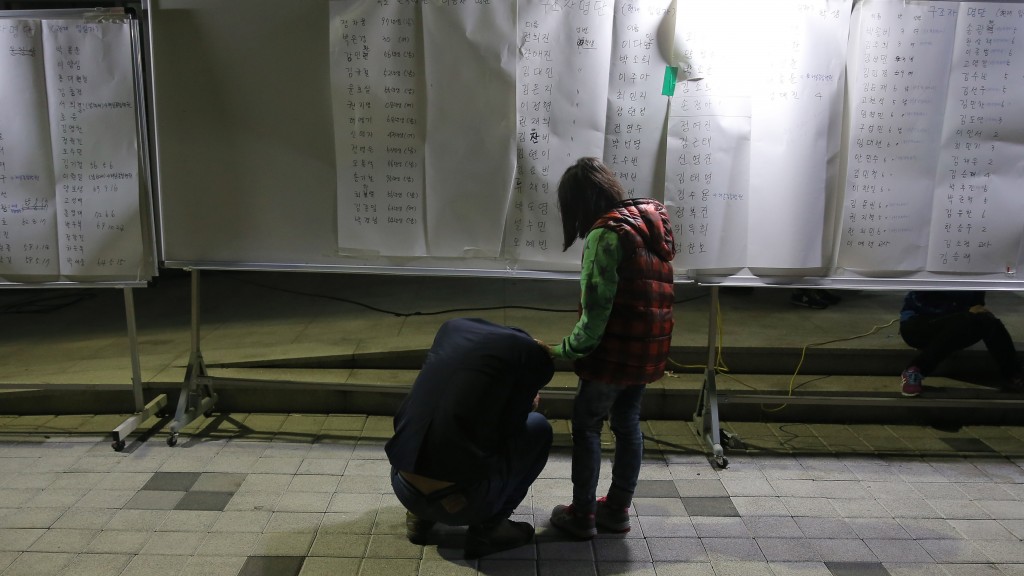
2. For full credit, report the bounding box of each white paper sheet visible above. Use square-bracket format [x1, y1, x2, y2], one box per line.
[673, 0, 851, 270]
[330, 0, 427, 257]
[422, 2, 517, 258]
[745, 0, 851, 269]
[0, 19, 58, 278]
[666, 95, 751, 269]
[603, 0, 675, 201]
[926, 3, 1024, 273]
[838, 0, 957, 271]
[43, 20, 142, 278]
[505, 0, 615, 267]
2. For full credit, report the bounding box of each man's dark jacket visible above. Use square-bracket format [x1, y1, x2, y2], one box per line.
[385, 318, 554, 484]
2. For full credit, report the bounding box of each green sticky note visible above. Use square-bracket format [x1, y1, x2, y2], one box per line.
[662, 66, 678, 96]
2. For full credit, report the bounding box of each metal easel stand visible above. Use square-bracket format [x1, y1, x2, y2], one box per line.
[167, 269, 218, 446]
[693, 286, 738, 469]
[111, 287, 168, 451]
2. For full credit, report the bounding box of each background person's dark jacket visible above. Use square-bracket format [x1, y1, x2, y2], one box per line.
[900, 291, 985, 323]
[385, 318, 554, 485]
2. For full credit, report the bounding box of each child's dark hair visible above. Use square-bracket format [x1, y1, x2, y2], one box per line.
[556, 157, 626, 251]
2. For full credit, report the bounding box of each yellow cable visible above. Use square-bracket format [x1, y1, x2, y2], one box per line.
[667, 298, 900, 411]
[762, 317, 899, 412]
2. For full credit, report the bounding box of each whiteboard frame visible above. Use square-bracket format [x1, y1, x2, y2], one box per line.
[146, 0, 1024, 290]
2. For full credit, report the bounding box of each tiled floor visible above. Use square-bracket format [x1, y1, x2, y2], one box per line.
[1, 413, 1023, 576]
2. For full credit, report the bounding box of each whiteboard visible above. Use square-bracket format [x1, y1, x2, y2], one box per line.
[0, 9, 156, 285]
[149, 0, 1024, 288]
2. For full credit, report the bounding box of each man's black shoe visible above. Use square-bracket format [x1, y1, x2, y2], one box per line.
[464, 519, 534, 559]
[406, 511, 435, 545]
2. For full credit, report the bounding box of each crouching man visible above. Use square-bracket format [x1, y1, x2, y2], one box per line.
[385, 317, 555, 558]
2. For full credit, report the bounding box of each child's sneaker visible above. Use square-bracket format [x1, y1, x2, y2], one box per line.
[595, 497, 630, 533]
[550, 503, 597, 539]
[901, 367, 923, 397]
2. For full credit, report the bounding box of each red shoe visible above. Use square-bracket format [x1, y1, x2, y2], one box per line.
[596, 497, 631, 533]
[901, 367, 923, 397]
[550, 503, 596, 539]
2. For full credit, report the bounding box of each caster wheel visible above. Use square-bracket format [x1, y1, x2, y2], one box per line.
[166, 434, 178, 447]
[203, 410, 214, 418]
[111, 440, 126, 452]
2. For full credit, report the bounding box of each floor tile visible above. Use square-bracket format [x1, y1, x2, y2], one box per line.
[123, 490, 185, 510]
[673, 479, 728, 498]
[156, 510, 221, 532]
[27, 528, 98, 553]
[795, 517, 858, 539]
[766, 561, 832, 576]
[357, 557, 420, 576]
[645, 537, 708, 562]
[238, 555, 305, 576]
[0, 528, 45, 551]
[3, 551, 76, 575]
[592, 538, 651, 562]
[808, 538, 879, 562]
[297, 556, 362, 576]
[757, 537, 821, 562]
[85, 530, 152, 554]
[637, 516, 696, 538]
[308, 532, 369, 557]
[680, 497, 739, 517]
[193, 472, 248, 492]
[141, 472, 201, 492]
[938, 438, 995, 453]
[633, 480, 680, 498]
[195, 532, 260, 556]
[862, 539, 933, 563]
[171, 490, 231, 512]
[57, 553, 132, 576]
[824, 562, 891, 575]
[252, 532, 315, 557]
[179, 555, 249, 576]
[632, 498, 687, 517]
[138, 530, 205, 556]
[689, 516, 748, 538]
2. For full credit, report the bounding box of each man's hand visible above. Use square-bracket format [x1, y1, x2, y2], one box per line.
[969, 305, 990, 314]
[532, 392, 540, 412]
[535, 338, 556, 358]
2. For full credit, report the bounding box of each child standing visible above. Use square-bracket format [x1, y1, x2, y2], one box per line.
[546, 157, 677, 538]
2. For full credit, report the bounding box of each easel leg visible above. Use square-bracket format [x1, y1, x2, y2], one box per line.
[167, 269, 218, 447]
[111, 287, 167, 451]
[694, 286, 731, 469]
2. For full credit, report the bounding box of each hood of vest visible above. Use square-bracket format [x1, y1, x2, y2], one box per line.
[592, 198, 675, 263]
